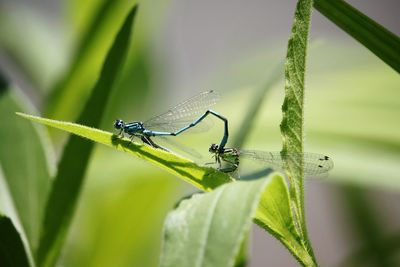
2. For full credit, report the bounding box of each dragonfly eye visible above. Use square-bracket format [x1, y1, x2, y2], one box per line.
[114, 119, 124, 129]
[209, 143, 219, 153]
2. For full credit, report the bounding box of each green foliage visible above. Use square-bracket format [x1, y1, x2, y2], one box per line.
[280, 0, 316, 263]
[0, 214, 30, 267]
[34, 6, 138, 267]
[161, 174, 283, 267]
[0, 82, 52, 255]
[0, 0, 399, 266]
[46, 0, 138, 122]
[16, 113, 232, 190]
[314, 0, 400, 73]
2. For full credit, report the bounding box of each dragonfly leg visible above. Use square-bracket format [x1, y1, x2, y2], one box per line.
[117, 129, 124, 138]
[205, 154, 218, 165]
[140, 136, 169, 152]
[218, 157, 238, 173]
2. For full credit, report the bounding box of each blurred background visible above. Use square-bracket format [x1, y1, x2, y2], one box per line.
[0, 0, 399, 266]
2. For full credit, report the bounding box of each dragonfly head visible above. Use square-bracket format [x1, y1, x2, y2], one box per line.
[209, 143, 219, 153]
[114, 119, 125, 130]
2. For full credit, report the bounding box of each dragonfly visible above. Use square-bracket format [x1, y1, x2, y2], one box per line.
[208, 143, 334, 178]
[114, 90, 229, 152]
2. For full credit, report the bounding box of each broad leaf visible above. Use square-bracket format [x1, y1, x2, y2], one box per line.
[161, 174, 290, 267]
[0, 214, 30, 267]
[161, 174, 315, 267]
[36, 6, 139, 267]
[314, 0, 400, 73]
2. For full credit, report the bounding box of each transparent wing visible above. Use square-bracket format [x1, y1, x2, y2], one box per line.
[239, 150, 334, 176]
[156, 136, 203, 159]
[144, 90, 219, 133]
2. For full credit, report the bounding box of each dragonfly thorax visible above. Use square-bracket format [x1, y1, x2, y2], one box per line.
[123, 121, 145, 135]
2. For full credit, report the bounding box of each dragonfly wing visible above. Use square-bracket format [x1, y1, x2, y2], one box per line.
[143, 119, 213, 133]
[156, 136, 203, 159]
[239, 150, 334, 176]
[144, 90, 219, 133]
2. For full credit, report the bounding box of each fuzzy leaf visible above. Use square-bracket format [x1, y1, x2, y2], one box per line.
[280, 0, 316, 263]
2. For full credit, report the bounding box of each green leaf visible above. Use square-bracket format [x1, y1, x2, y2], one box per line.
[0, 81, 52, 255]
[160, 174, 271, 267]
[232, 61, 283, 148]
[0, 214, 30, 267]
[161, 174, 315, 267]
[0, 4, 66, 92]
[314, 0, 400, 73]
[16, 113, 232, 191]
[35, 6, 139, 267]
[340, 186, 393, 266]
[46, 0, 137, 123]
[14, 114, 314, 266]
[280, 0, 315, 261]
[253, 173, 316, 266]
[60, 170, 181, 267]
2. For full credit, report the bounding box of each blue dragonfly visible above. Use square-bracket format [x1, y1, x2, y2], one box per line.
[114, 90, 228, 153]
[208, 143, 334, 178]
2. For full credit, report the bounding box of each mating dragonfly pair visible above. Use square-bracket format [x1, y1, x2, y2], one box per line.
[114, 90, 333, 177]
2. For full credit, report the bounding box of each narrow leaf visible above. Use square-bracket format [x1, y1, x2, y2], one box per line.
[16, 113, 232, 190]
[232, 61, 283, 148]
[0, 77, 52, 256]
[36, 6, 139, 267]
[280, 0, 315, 261]
[0, 214, 30, 267]
[314, 0, 400, 73]
[46, 0, 136, 122]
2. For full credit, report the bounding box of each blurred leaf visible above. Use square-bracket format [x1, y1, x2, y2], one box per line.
[0, 3, 67, 92]
[339, 232, 400, 267]
[46, 0, 137, 123]
[0, 80, 52, 255]
[314, 0, 400, 73]
[35, 6, 139, 267]
[233, 237, 248, 267]
[60, 168, 180, 267]
[280, 0, 314, 256]
[340, 186, 393, 267]
[66, 0, 169, 128]
[0, 214, 30, 267]
[232, 61, 283, 148]
[16, 113, 232, 191]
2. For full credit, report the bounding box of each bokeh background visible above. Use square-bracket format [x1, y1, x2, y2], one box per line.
[0, 0, 399, 266]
